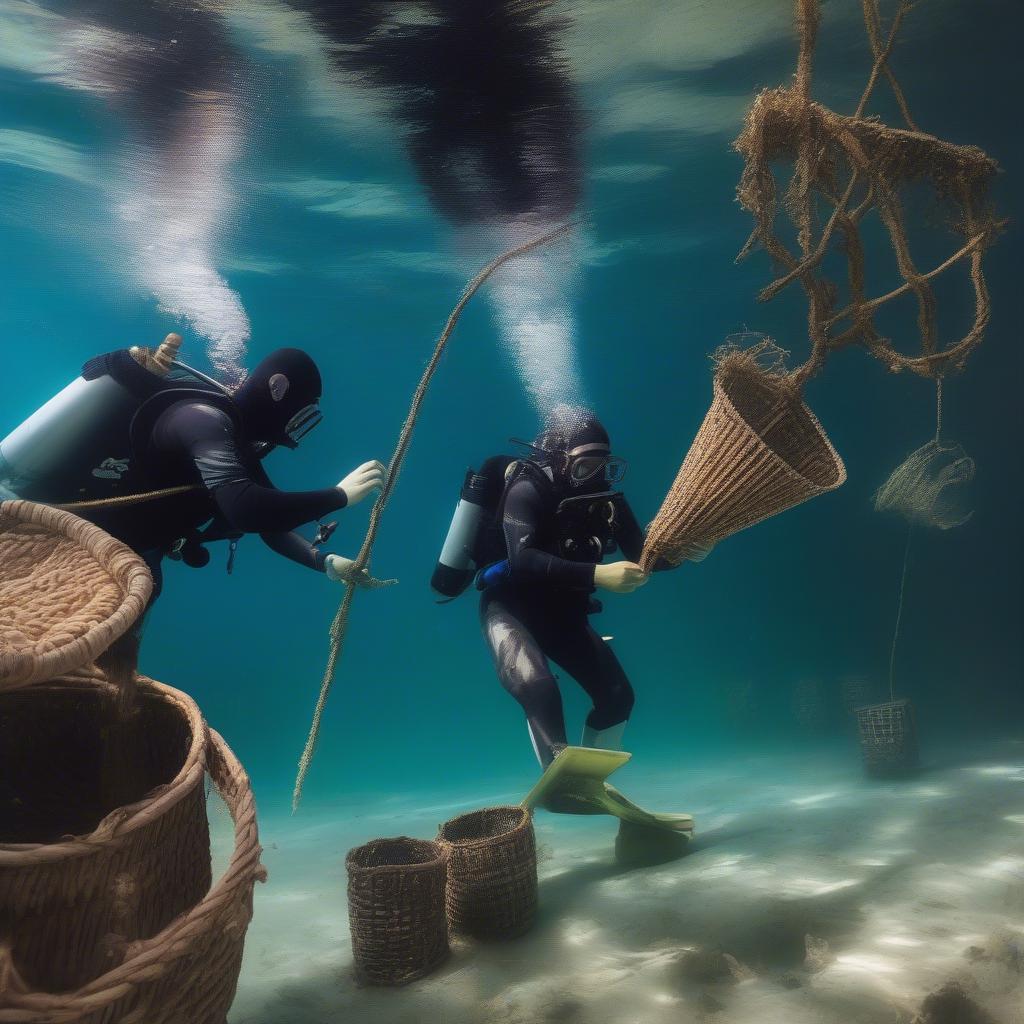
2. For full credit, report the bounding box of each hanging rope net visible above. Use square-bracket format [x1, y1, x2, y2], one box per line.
[734, 0, 1002, 387]
[874, 379, 975, 530]
[874, 379, 975, 704]
[874, 440, 975, 530]
[292, 223, 572, 810]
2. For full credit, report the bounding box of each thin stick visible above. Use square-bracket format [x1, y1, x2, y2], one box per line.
[292, 222, 574, 811]
[888, 526, 913, 703]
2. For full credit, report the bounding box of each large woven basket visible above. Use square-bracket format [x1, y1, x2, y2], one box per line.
[346, 837, 449, 986]
[855, 699, 919, 776]
[0, 669, 211, 991]
[0, 727, 265, 1023]
[437, 806, 537, 940]
[641, 359, 846, 570]
[0, 501, 152, 689]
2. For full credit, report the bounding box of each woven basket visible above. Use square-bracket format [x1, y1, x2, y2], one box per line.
[0, 727, 265, 1023]
[855, 699, 919, 776]
[0, 501, 152, 690]
[346, 837, 449, 986]
[0, 669, 211, 991]
[641, 359, 846, 570]
[437, 806, 537, 940]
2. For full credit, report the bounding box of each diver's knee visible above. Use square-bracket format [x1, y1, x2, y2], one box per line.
[612, 681, 635, 720]
[591, 681, 634, 726]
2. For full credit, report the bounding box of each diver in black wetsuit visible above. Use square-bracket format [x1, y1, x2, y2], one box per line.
[476, 405, 663, 768]
[81, 347, 385, 606]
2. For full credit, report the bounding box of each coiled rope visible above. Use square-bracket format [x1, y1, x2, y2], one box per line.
[292, 222, 573, 811]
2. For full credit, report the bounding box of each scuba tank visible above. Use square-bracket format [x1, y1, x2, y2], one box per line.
[0, 337, 184, 503]
[431, 455, 515, 598]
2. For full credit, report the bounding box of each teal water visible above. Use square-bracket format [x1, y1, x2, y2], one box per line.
[1, 7, 1022, 1015]
[1, 0, 1020, 808]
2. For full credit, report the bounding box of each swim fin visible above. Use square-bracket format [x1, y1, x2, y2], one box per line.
[521, 745, 695, 835]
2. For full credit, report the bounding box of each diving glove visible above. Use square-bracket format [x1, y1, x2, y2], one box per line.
[325, 554, 398, 590]
[593, 561, 648, 593]
[325, 554, 369, 584]
[337, 460, 386, 506]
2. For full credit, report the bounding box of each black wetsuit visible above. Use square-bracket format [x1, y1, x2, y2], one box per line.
[479, 465, 651, 763]
[84, 399, 346, 601]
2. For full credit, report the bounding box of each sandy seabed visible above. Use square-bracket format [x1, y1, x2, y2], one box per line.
[216, 742, 1024, 1024]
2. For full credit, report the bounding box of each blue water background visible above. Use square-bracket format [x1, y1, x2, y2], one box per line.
[0, 0, 1020, 814]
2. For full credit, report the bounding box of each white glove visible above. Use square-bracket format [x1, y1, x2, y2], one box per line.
[325, 554, 397, 590]
[325, 554, 368, 584]
[337, 460, 386, 506]
[593, 561, 649, 594]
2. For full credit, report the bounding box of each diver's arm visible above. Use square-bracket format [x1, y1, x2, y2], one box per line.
[159, 402, 349, 533]
[502, 478, 596, 588]
[615, 496, 671, 571]
[205, 461, 347, 534]
[259, 530, 327, 572]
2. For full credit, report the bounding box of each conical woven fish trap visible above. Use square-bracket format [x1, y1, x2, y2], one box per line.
[0, 726, 265, 1024]
[641, 353, 846, 571]
[346, 836, 449, 986]
[0, 501, 152, 690]
[0, 668, 212, 992]
[874, 439, 975, 530]
[437, 805, 537, 940]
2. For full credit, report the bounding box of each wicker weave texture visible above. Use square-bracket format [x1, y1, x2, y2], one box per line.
[0, 726, 265, 1023]
[855, 700, 919, 774]
[641, 360, 845, 571]
[438, 806, 537, 940]
[0, 501, 152, 690]
[0, 673, 211, 992]
[346, 837, 449, 986]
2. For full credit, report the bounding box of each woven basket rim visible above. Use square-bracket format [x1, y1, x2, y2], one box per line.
[854, 698, 913, 714]
[0, 501, 154, 690]
[0, 724, 264, 1011]
[713, 368, 847, 492]
[437, 805, 531, 848]
[0, 670, 207, 863]
[346, 836, 446, 874]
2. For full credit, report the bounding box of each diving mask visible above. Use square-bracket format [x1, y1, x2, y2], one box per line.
[285, 403, 323, 446]
[567, 443, 627, 486]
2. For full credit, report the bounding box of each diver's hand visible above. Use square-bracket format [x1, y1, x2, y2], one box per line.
[337, 460, 386, 506]
[325, 554, 368, 585]
[593, 561, 649, 594]
[324, 553, 397, 590]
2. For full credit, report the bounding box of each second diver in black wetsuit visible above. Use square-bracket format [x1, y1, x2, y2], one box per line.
[78, 346, 385, 607]
[476, 405, 665, 769]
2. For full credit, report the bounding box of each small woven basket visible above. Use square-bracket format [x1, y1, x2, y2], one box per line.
[0, 501, 152, 690]
[0, 727, 266, 1023]
[855, 699, 919, 775]
[0, 669, 211, 991]
[437, 805, 537, 940]
[346, 837, 449, 986]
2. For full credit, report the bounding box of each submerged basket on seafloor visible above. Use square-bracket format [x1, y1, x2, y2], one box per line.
[855, 699, 919, 775]
[0, 501, 153, 689]
[0, 669, 212, 992]
[346, 837, 449, 986]
[437, 806, 537, 940]
[640, 356, 846, 571]
[0, 727, 265, 1024]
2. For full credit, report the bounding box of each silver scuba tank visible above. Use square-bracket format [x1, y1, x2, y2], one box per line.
[0, 375, 135, 495]
[0, 336, 181, 502]
[431, 468, 489, 598]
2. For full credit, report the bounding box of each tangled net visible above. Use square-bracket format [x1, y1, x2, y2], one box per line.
[735, 0, 1002, 386]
